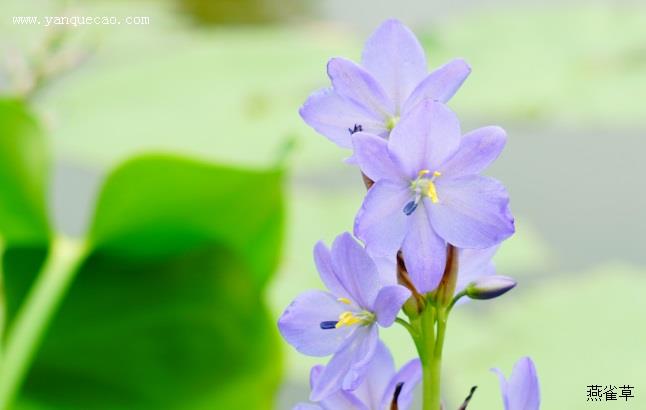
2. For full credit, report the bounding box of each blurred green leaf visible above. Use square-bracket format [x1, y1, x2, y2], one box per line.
[0, 99, 51, 338]
[178, 0, 307, 25]
[2, 247, 48, 333]
[89, 154, 285, 288]
[0, 99, 50, 245]
[3, 154, 285, 409]
[14, 246, 281, 410]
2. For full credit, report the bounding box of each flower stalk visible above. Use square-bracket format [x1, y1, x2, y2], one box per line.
[430, 307, 448, 409]
[420, 306, 439, 410]
[413, 245, 457, 410]
[413, 303, 450, 410]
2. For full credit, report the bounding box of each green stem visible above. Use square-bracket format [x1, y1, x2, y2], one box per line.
[448, 290, 467, 313]
[419, 305, 449, 410]
[0, 236, 87, 409]
[395, 317, 419, 339]
[420, 306, 437, 410]
[434, 309, 448, 359]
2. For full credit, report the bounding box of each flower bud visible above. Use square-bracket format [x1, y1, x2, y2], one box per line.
[466, 275, 516, 300]
[402, 295, 421, 318]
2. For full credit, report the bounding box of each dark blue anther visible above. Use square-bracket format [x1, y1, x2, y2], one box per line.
[348, 124, 363, 135]
[403, 200, 418, 215]
[320, 321, 338, 330]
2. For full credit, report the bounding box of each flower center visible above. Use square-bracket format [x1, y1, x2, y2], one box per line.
[319, 310, 375, 330]
[403, 169, 442, 215]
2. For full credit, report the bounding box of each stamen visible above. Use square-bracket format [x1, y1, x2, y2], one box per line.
[336, 311, 362, 328]
[337, 297, 352, 305]
[390, 382, 405, 410]
[348, 124, 363, 135]
[320, 321, 338, 330]
[410, 169, 442, 204]
[403, 200, 418, 215]
[426, 182, 439, 203]
[333, 310, 375, 328]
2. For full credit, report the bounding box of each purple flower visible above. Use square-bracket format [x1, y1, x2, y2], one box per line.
[300, 19, 471, 149]
[353, 99, 515, 293]
[278, 232, 411, 401]
[294, 342, 422, 410]
[492, 357, 541, 410]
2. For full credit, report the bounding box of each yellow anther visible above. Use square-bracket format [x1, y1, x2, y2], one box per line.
[426, 182, 440, 203]
[414, 169, 442, 203]
[337, 297, 352, 305]
[335, 311, 362, 328]
[338, 312, 352, 321]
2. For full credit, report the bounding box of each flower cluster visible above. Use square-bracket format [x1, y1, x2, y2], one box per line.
[279, 19, 540, 409]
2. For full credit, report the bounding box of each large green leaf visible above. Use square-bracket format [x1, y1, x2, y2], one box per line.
[0, 99, 51, 338]
[89, 154, 284, 289]
[4, 154, 285, 409]
[0, 99, 50, 245]
[15, 246, 281, 410]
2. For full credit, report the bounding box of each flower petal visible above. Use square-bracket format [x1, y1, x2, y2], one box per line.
[380, 358, 422, 410]
[293, 403, 323, 410]
[341, 326, 379, 391]
[310, 365, 325, 389]
[352, 132, 406, 182]
[491, 367, 511, 410]
[327, 58, 394, 119]
[373, 285, 411, 327]
[330, 232, 382, 309]
[403, 58, 471, 111]
[314, 241, 353, 301]
[310, 326, 379, 401]
[278, 290, 354, 357]
[371, 253, 398, 286]
[389, 100, 461, 179]
[455, 246, 499, 293]
[300, 88, 387, 149]
[431, 175, 515, 248]
[352, 341, 396, 407]
[507, 357, 541, 410]
[354, 180, 410, 259]
[318, 395, 366, 410]
[401, 203, 447, 293]
[308, 366, 367, 410]
[440, 126, 507, 177]
[361, 19, 427, 110]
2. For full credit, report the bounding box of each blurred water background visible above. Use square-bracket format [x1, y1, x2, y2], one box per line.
[1, 0, 645, 408]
